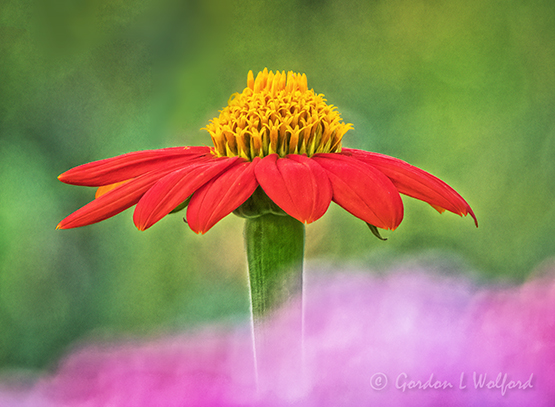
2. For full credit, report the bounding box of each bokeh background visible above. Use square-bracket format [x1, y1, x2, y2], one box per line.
[1, 0, 554, 372]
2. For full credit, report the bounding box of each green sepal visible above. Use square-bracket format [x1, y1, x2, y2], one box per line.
[366, 223, 388, 241]
[170, 196, 191, 214]
[233, 186, 286, 219]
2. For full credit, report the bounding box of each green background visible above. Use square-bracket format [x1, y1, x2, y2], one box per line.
[1, 0, 554, 370]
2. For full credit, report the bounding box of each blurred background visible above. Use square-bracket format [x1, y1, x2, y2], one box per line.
[0, 0, 553, 371]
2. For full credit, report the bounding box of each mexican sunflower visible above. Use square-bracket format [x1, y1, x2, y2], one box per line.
[57, 69, 477, 235]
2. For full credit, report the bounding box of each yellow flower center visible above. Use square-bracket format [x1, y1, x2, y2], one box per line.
[204, 68, 353, 160]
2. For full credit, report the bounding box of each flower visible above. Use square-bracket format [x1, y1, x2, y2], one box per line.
[57, 69, 477, 234]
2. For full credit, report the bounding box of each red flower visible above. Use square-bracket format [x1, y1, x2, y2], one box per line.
[58, 69, 477, 234]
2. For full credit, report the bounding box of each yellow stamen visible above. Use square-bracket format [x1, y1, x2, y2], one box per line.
[204, 69, 353, 160]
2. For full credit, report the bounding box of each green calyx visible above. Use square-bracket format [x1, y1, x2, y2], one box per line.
[234, 187, 286, 219]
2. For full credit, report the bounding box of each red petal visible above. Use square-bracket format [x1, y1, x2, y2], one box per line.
[58, 146, 211, 186]
[187, 159, 259, 234]
[133, 157, 242, 231]
[343, 148, 477, 227]
[312, 154, 404, 230]
[57, 156, 210, 229]
[254, 154, 333, 223]
[57, 169, 174, 229]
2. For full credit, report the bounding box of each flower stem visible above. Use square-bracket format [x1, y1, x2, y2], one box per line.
[245, 214, 304, 318]
[244, 214, 305, 393]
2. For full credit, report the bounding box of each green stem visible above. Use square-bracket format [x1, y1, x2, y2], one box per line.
[244, 214, 304, 319]
[244, 214, 305, 392]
